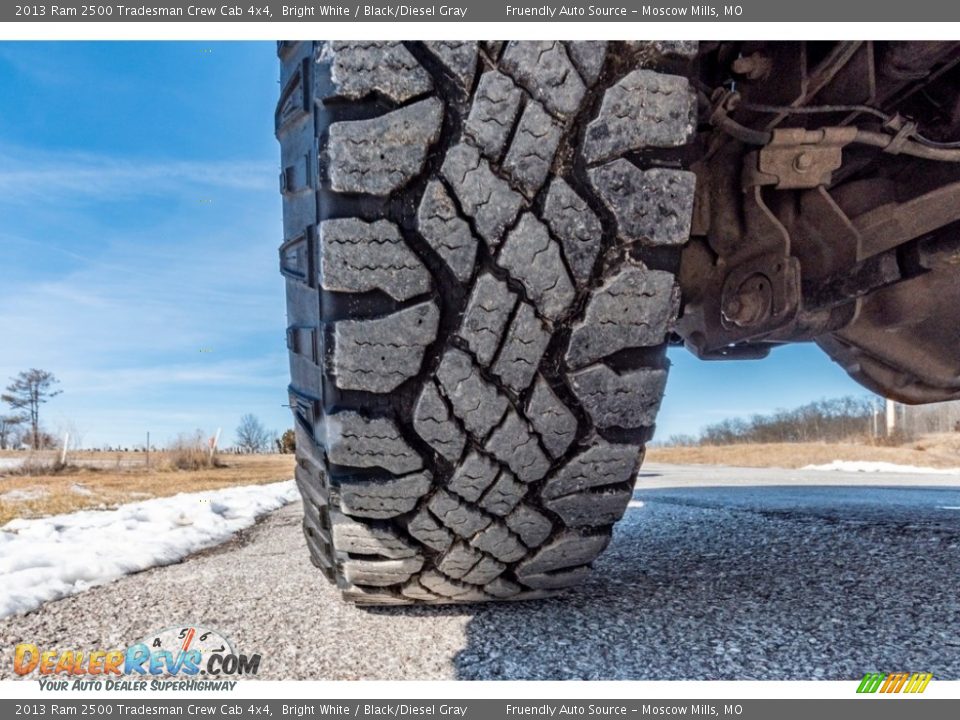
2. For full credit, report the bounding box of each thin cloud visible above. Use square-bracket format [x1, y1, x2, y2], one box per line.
[0, 146, 275, 205]
[0, 179, 284, 370]
[51, 356, 289, 396]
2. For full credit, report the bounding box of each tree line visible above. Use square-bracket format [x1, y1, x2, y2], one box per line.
[668, 396, 881, 446]
[0, 368, 296, 454]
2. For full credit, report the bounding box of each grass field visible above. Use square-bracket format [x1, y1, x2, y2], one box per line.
[0, 451, 295, 525]
[647, 433, 960, 470]
[4, 434, 958, 526]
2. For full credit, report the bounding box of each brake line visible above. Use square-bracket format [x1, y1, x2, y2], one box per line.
[740, 100, 891, 123]
[739, 100, 960, 149]
[711, 96, 960, 162]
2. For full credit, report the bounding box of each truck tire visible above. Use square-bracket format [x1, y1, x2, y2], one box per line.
[276, 41, 699, 604]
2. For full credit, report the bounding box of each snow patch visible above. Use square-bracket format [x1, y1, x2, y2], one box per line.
[0, 487, 48, 502]
[0, 480, 297, 618]
[803, 460, 960, 476]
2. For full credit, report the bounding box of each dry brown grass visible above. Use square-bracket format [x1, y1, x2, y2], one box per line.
[647, 433, 960, 470]
[3, 456, 77, 477]
[0, 452, 295, 526]
[165, 430, 227, 470]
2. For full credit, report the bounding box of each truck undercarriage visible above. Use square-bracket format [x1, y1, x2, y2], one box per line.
[681, 41, 960, 404]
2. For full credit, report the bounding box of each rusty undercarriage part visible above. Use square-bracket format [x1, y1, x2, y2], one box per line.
[710, 91, 960, 167]
[678, 41, 960, 403]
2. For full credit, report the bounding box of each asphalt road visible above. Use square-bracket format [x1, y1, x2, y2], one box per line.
[2, 463, 959, 681]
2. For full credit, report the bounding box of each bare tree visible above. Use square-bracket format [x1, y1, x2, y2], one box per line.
[0, 414, 25, 450]
[2, 370, 61, 450]
[235, 414, 271, 454]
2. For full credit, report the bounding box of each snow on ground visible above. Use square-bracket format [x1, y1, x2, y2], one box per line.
[0, 480, 297, 618]
[0, 458, 24, 470]
[804, 460, 960, 476]
[0, 487, 48, 502]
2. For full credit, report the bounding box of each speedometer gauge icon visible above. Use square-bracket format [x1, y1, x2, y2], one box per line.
[142, 625, 234, 656]
[133, 625, 234, 675]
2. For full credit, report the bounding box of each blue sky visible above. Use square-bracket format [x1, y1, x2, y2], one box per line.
[0, 41, 872, 448]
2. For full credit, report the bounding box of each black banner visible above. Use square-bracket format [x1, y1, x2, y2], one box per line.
[2, 699, 959, 720]
[4, 0, 960, 22]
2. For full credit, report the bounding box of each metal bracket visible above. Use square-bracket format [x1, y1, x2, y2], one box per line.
[720, 254, 802, 334]
[748, 127, 858, 189]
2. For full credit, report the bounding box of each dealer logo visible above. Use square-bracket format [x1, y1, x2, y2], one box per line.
[14, 624, 260, 690]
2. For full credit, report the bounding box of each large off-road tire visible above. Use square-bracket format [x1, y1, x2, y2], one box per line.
[276, 41, 699, 604]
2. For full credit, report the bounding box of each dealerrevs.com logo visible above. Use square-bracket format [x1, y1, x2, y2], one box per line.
[14, 625, 260, 691]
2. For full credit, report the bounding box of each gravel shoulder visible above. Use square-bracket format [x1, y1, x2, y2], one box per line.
[2, 464, 959, 680]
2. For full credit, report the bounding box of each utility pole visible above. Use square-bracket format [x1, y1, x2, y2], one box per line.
[885, 398, 898, 436]
[146, 431, 150, 468]
[209, 428, 221, 462]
